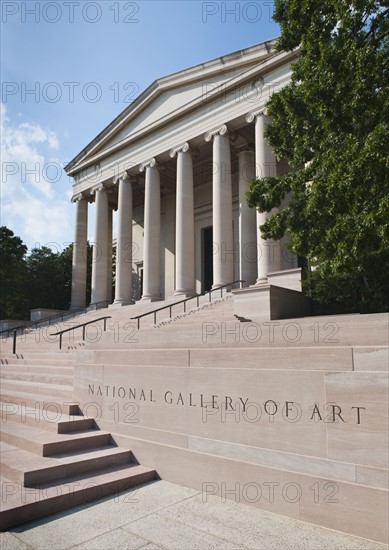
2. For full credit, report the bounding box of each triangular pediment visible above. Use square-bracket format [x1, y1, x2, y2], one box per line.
[66, 38, 281, 174]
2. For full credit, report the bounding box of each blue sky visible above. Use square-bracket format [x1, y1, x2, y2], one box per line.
[1, 0, 279, 252]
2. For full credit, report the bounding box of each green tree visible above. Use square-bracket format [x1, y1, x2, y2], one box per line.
[24, 243, 93, 311]
[25, 246, 65, 310]
[0, 226, 28, 319]
[58, 242, 93, 307]
[247, 0, 389, 312]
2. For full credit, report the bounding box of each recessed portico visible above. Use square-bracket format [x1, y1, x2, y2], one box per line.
[66, 39, 299, 309]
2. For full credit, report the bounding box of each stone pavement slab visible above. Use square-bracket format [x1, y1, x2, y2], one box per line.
[1, 480, 387, 550]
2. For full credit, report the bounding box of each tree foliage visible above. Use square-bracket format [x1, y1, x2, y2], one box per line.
[0, 227, 28, 319]
[25, 246, 72, 311]
[0, 227, 93, 320]
[247, 0, 389, 312]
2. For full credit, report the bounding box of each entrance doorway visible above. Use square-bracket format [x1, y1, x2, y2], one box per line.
[202, 226, 213, 293]
[136, 263, 143, 301]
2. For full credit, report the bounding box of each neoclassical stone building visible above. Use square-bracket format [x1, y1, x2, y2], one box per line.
[65, 39, 299, 309]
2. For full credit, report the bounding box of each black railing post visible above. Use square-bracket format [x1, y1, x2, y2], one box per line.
[184, 301, 186, 313]
[82, 325, 86, 341]
[103, 317, 107, 331]
[154, 312, 157, 324]
[59, 334, 62, 350]
[12, 330, 17, 354]
[169, 306, 172, 318]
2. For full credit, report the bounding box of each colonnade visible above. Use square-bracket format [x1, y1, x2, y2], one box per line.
[70, 111, 281, 309]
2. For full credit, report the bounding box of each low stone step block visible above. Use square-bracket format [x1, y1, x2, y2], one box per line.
[1, 443, 133, 485]
[0, 403, 94, 433]
[0, 394, 80, 416]
[0, 463, 156, 530]
[0, 420, 111, 456]
[0, 392, 74, 414]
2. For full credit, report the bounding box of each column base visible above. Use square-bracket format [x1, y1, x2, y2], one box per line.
[169, 290, 196, 300]
[211, 283, 231, 291]
[69, 305, 85, 312]
[110, 300, 133, 308]
[87, 301, 109, 311]
[136, 294, 162, 303]
[252, 276, 268, 286]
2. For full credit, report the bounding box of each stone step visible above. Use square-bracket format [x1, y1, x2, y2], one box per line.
[0, 364, 73, 375]
[77, 346, 354, 370]
[0, 296, 234, 354]
[0, 379, 74, 399]
[0, 463, 156, 529]
[88, 311, 389, 350]
[0, 352, 76, 367]
[78, 345, 388, 372]
[0, 358, 76, 368]
[0, 370, 73, 385]
[0, 420, 111, 456]
[0, 403, 95, 433]
[0, 392, 79, 415]
[1, 442, 133, 485]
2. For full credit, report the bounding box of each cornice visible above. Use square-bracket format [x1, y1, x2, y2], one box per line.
[65, 48, 297, 177]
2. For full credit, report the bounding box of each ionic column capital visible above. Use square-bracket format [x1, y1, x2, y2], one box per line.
[246, 108, 267, 123]
[169, 142, 200, 159]
[71, 192, 88, 203]
[90, 183, 106, 196]
[139, 158, 157, 172]
[113, 171, 138, 185]
[204, 124, 228, 142]
[169, 142, 190, 157]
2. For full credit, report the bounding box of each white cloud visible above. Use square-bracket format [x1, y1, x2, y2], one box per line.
[0, 104, 73, 251]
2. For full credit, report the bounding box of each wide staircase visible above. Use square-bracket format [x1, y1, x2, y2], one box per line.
[0, 292, 233, 529]
[1, 291, 388, 543]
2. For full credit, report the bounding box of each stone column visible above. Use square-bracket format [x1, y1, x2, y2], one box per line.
[205, 125, 234, 289]
[90, 184, 109, 306]
[139, 159, 161, 301]
[70, 194, 88, 309]
[106, 205, 113, 304]
[246, 110, 281, 284]
[238, 150, 257, 286]
[170, 143, 195, 297]
[114, 173, 133, 305]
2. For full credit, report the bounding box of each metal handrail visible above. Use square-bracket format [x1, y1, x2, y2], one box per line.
[131, 280, 245, 329]
[0, 300, 110, 337]
[0, 300, 110, 353]
[50, 316, 112, 350]
[0, 325, 27, 337]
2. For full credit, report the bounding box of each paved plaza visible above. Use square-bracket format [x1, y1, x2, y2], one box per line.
[1, 480, 387, 550]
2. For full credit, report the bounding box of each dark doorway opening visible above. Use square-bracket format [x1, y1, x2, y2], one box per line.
[202, 226, 213, 293]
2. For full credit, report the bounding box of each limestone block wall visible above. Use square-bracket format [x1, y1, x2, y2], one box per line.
[73, 344, 388, 543]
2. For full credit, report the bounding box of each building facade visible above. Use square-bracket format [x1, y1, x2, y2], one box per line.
[65, 39, 298, 309]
